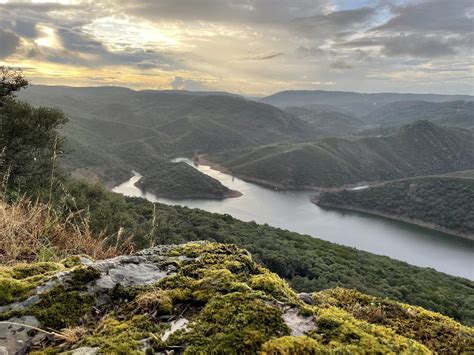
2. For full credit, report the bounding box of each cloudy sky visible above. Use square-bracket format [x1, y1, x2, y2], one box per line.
[0, 0, 472, 95]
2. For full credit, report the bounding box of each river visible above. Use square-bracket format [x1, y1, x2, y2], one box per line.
[113, 158, 474, 280]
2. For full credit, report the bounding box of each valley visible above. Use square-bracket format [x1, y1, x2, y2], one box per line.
[2, 2, 474, 351]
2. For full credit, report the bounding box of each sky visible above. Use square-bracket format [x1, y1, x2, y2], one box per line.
[0, 0, 472, 96]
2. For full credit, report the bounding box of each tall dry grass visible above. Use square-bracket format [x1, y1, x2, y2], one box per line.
[0, 198, 134, 264]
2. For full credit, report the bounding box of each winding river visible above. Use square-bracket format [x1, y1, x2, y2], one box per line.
[113, 158, 474, 280]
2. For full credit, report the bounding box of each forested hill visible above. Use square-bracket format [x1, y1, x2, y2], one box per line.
[18, 85, 319, 198]
[316, 171, 474, 239]
[260, 89, 474, 116]
[20, 85, 318, 157]
[363, 100, 474, 130]
[207, 121, 474, 190]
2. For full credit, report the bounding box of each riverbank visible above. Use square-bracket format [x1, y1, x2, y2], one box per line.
[197, 155, 370, 192]
[312, 196, 474, 241]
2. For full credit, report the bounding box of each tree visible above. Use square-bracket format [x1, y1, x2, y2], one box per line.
[0, 66, 29, 104]
[0, 68, 68, 198]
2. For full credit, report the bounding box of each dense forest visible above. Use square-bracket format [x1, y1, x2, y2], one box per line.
[208, 121, 474, 190]
[316, 173, 474, 238]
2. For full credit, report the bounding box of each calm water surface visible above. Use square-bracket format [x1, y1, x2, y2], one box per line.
[113, 158, 474, 280]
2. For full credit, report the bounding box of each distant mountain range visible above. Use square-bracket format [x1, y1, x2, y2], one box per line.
[284, 100, 473, 136]
[363, 100, 474, 130]
[207, 121, 474, 190]
[260, 90, 474, 117]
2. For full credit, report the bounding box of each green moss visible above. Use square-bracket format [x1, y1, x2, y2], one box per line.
[313, 288, 474, 353]
[249, 269, 298, 304]
[261, 336, 323, 354]
[0, 262, 64, 306]
[9, 262, 63, 279]
[311, 306, 429, 353]
[170, 292, 290, 354]
[173, 242, 257, 276]
[69, 266, 101, 285]
[82, 315, 163, 354]
[190, 269, 251, 302]
[61, 256, 91, 268]
[0, 277, 32, 306]
[134, 288, 174, 315]
[30, 286, 95, 330]
[3, 242, 471, 354]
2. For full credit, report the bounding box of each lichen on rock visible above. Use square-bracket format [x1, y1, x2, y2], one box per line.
[0, 241, 472, 354]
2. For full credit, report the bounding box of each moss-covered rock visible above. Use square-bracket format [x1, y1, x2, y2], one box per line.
[0, 242, 472, 354]
[0, 262, 64, 306]
[313, 288, 474, 353]
[261, 335, 323, 354]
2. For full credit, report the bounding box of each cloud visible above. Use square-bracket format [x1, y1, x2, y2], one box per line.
[381, 34, 457, 58]
[329, 60, 353, 70]
[0, 0, 472, 95]
[171, 76, 212, 91]
[374, 0, 473, 34]
[247, 52, 284, 60]
[295, 46, 326, 58]
[0, 29, 20, 58]
[292, 7, 375, 38]
[113, 0, 331, 25]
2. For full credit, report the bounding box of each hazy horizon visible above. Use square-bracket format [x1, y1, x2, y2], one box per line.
[22, 83, 474, 98]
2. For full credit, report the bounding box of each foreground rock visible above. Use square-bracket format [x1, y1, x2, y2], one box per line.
[0, 242, 472, 354]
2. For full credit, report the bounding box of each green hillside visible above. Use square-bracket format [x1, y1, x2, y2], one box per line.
[260, 89, 474, 116]
[363, 100, 474, 130]
[20, 85, 318, 157]
[285, 106, 364, 137]
[19, 86, 318, 198]
[315, 171, 474, 238]
[208, 121, 474, 190]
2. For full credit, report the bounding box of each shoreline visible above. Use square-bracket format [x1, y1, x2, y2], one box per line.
[196, 156, 352, 192]
[196, 155, 474, 241]
[312, 197, 474, 241]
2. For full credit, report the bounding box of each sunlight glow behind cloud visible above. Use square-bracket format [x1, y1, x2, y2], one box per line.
[0, 0, 472, 95]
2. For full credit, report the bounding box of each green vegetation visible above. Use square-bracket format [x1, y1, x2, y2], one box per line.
[47, 180, 474, 326]
[0, 262, 64, 306]
[285, 105, 364, 137]
[316, 172, 474, 237]
[137, 160, 232, 199]
[313, 288, 474, 353]
[260, 89, 473, 116]
[3, 242, 472, 354]
[19, 85, 317, 198]
[364, 100, 474, 130]
[0, 71, 67, 198]
[208, 121, 474, 189]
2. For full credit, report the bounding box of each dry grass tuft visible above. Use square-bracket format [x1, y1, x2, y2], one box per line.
[134, 287, 173, 315]
[54, 326, 88, 344]
[0, 198, 134, 264]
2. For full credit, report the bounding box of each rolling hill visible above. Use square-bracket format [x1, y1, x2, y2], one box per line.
[363, 100, 474, 130]
[19, 85, 319, 198]
[207, 121, 474, 190]
[285, 106, 364, 136]
[260, 90, 474, 117]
